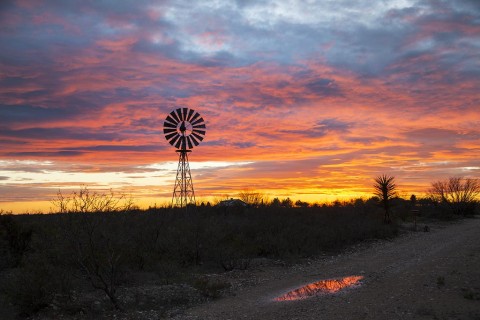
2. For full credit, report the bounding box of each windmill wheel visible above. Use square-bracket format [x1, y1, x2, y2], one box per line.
[163, 107, 206, 150]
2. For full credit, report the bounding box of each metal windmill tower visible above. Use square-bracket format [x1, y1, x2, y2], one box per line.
[163, 107, 206, 207]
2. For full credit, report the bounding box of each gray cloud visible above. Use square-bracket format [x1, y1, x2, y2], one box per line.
[232, 141, 256, 148]
[282, 118, 353, 138]
[7, 151, 84, 157]
[1, 0, 477, 74]
[305, 78, 343, 97]
[0, 127, 121, 141]
[404, 128, 480, 146]
[70, 144, 166, 152]
[0, 104, 81, 125]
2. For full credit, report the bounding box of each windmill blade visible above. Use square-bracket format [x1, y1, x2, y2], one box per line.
[165, 131, 178, 140]
[170, 110, 180, 123]
[175, 108, 183, 121]
[174, 138, 181, 149]
[186, 136, 193, 149]
[192, 132, 204, 141]
[193, 123, 206, 129]
[165, 115, 178, 125]
[169, 134, 181, 146]
[182, 108, 188, 121]
[189, 112, 201, 123]
[191, 117, 204, 126]
[174, 136, 183, 149]
[163, 127, 177, 133]
[189, 134, 200, 146]
[163, 128, 177, 134]
[192, 129, 205, 136]
[163, 122, 177, 129]
[186, 108, 195, 122]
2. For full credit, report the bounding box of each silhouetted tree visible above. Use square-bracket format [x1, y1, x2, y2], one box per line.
[270, 197, 281, 207]
[238, 190, 267, 207]
[410, 194, 417, 205]
[428, 177, 479, 216]
[374, 175, 397, 223]
[281, 197, 293, 208]
[295, 200, 309, 208]
[353, 198, 365, 207]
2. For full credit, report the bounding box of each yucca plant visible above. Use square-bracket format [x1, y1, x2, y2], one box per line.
[374, 175, 397, 223]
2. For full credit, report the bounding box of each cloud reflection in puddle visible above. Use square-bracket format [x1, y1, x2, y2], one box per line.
[274, 275, 364, 301]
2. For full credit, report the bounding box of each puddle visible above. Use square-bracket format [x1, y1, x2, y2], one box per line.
[274, 275, 364, 301]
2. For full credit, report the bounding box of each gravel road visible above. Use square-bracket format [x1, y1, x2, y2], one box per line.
[174, 218, 480, 320]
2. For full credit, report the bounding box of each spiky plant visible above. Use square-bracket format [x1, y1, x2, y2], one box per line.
[374, 175, 397, 223]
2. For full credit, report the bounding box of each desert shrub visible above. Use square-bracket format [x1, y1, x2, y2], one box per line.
[157, 211, 208, 267]
[203, 217, 257, 271]
[4, 205, 399, 270]
[0, 213, 33, 269]
[185, 205, 398, 261]
[1, 253, 72, 317]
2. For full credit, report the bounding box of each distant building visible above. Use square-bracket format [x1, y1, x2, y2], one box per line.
[216, 198, 248, 208]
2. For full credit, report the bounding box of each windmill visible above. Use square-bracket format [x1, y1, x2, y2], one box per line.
[163, 107, 206, 207]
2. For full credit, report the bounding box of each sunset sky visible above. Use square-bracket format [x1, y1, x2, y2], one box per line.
[1, 0, 479, 213]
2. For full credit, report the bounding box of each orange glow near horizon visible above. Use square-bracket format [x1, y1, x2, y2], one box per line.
[274, 276, 364, 301]
[1, 1, 479, 213]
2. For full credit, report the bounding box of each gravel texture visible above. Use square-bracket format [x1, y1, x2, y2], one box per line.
[172, 218, 480, 320]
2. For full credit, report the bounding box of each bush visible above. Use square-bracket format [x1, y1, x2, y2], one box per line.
[428, 177, 480, 216]
[1, 256, 71, 316]
[0, 213, 32, 269]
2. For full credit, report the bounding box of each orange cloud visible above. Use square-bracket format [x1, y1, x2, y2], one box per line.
[1, 1, 479, 212]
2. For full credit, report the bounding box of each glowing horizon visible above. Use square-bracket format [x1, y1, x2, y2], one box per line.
[1, 1, 479, 213]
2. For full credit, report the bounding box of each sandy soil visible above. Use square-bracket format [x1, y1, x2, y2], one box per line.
[173, 218, 480, 320]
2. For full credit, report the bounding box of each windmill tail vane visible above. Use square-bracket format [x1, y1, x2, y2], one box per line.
[163, 107, 206, 207]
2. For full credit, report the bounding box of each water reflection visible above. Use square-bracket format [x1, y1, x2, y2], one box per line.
[274, 275, 363, 301]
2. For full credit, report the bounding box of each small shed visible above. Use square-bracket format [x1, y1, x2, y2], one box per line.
[217, 198, 248, 208]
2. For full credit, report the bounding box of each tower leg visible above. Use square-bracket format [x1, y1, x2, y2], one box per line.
[172, 150, 196, 207]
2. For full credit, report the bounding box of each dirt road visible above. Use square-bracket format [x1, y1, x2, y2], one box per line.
[174, 218, 480, 319]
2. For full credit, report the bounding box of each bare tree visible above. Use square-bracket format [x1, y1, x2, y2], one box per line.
[61, 212, 133, 310]
[428, 177, 480, 216]
[373, 175, 397, 223]
[52, 186, 136, 213]
[52, 187, 136, 309]
[238, 190, 267, 207]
